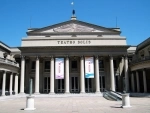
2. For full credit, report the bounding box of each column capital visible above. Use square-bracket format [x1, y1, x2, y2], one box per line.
[80, 55, 84, 59]
[95, 55, 99, 59]
[36, 56, 40, 60]
[15, 73, 19, 76]
[3, 70, 6, 74]
[50, 56, 54, 60]
[142, 68, 146, 71]
[20, 56, 25, 59]
[109, 55, 113, 59]
[124, 55, 128, 59]
[65, 55, 69, 59]
[50, 55, 53, 58]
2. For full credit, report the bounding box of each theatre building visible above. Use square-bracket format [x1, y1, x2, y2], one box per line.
[18, 15, 130, 94]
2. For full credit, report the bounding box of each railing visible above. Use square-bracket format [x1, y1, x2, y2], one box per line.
[103, 89, 122, 101]
[0, 57, 19, 67]
[130, 56, 150, 64]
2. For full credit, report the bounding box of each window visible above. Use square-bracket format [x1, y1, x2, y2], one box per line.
[31, 61, 35, 72]
[44, 61, 50, 72]
[71, 60, 78, 71]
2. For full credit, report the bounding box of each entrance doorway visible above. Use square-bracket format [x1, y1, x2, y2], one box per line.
[43, 77, 50, 93]
[57, 79, 64, 93]
[70, 77, 79, 93]
[100, 76, 105, 92]
[85, 78, 94, 93]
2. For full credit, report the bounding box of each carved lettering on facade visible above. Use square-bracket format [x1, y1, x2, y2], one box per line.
[57, 40, 91, 45]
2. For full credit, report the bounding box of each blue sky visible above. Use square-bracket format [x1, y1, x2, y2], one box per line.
[0, 0, 150, 47]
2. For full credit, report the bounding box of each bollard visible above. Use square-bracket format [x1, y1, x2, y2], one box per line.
[24, 79, 36, 110]
[122, 93, 131, 108]
[24, 96, 36, 110]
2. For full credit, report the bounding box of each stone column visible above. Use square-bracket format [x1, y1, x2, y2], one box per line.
[50, 57, 54, 94]
[95, 56, 100, 93]
[2, 71, 6, 96]
[35, 56, 40, 94]
[14, 73, 18, 94]
[20, 56, 25, 94]
[131, 72, 135, 92]
[9, 72, 13, 95]
[136, 71, 140, 92]
[65, 56, 70, 93]
[124, 56, 129, 92]
[143, 69, 147, 93]
[80, 56, 85, 93]
[110, 56, 115, 91]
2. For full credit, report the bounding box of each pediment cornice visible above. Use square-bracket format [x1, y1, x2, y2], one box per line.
[27, 20, 121, 36]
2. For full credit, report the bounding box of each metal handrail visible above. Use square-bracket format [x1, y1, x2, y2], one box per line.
[105, 89, 122, 96]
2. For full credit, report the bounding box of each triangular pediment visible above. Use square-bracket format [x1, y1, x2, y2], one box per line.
[27, 20, 120, 35]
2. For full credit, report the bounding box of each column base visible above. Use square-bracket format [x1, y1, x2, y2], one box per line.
[95, 91, 102, 94]
[49, 92, 55, 95]
[34, 92, 40, 95]
[80, 92, 85, 94]
[19, 92, 26, 95]
[65, 92, 70, 94]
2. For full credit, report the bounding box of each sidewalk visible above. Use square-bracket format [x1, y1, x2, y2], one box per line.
[0, 95, 150, 113]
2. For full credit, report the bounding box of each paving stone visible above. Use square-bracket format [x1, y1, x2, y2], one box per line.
[0, 95, 150, 113]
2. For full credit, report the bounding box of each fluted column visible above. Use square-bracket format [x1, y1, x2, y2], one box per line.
[136, 71, 140, 92]
[9, 72, 13, 95]
[20, 56, 25, 94]
[65, 56, 70, 93]
[80, 56, 85, 93]
[14, 73, 18, 94]
[110, 56, 115, 91]
[95, 56, 100, 93]
[35, 56, 40, 94]
[124, 56, 129, 92]
[2, 71, 6, 96]
[131, 72, 135, 92]
[143, 69, 147, 93]
[50, 57, 54, 94]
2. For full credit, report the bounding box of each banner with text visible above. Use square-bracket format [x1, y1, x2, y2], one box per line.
[85, 57, 94, 78]
[55, 58, 64, 79]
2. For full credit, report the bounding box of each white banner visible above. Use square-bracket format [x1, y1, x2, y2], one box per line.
[85, 57, 94, 78]
[55, 58, 64, 79]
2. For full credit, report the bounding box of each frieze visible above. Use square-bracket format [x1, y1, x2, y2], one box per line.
[57, 40, 91, 45]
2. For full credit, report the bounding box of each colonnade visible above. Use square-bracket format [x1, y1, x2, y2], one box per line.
[19, 55, 129, 94]
[131, 69, 147, 93]
[1, 71, 19, 96]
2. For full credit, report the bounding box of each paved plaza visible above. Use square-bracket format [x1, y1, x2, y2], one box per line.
[0, 95, 150, 113]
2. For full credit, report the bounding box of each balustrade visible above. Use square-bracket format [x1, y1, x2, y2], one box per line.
[0, 57, 19, 67]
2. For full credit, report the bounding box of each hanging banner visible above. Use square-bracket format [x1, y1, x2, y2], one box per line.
[85, 57, 94, 78]
[55, 58, 64, 79]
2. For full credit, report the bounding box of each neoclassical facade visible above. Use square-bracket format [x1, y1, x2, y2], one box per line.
[18, 16, 130, 94]
[1, 16, 149, 96]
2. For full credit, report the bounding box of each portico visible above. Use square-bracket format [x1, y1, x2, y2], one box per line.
[19, 47, 129, 94]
